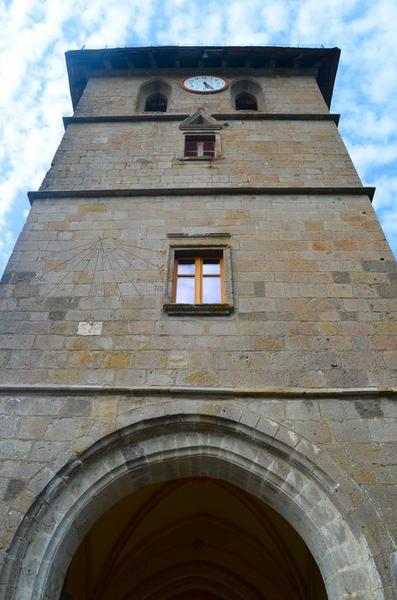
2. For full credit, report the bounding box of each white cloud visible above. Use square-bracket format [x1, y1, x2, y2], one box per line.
[261, 2, 288, 35]
[224, 1, 271, 45]
[349, 144, 397, 174]
[374, 176, 397, 258]
[0, 229, 14, 272]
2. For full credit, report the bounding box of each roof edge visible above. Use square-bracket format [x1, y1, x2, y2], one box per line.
[65, 45, 341, 109]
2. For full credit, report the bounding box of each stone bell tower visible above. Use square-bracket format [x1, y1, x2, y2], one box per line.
[0, 46, 396, 600]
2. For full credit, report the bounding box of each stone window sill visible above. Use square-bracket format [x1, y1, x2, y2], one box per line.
[163, 303, 234, 316]
[179, 157, 215, 162]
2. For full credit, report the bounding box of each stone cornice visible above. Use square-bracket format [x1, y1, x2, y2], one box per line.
[28, 186, 376, 204]
[0, 384, 395, 399]
[215, 113, 340, 123]
[63, 114, 190, 126]
[62, 113, 340, 128]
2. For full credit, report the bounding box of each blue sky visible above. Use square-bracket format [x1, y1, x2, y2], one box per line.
[1, 0, 397, 275]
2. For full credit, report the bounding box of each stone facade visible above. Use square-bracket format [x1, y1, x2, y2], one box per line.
[0, 46, 396, 599]
[40, 120, 360, 190]
[0, 194, 395, 388]
[75, 74, 329, 116]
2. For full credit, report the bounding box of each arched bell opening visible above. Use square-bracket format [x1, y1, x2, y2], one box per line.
[61, 477, 327, 600]
[231, 79, 264, 111]
[137, 79, 171, 112]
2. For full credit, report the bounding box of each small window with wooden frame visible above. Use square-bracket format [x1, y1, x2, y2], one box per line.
[164, 242, 233, 316]
[184, 135, 215, 159]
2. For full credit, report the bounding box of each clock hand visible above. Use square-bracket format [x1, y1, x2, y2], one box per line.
[203, 81, 214, 89]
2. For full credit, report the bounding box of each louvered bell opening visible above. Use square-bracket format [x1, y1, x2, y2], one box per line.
[144, 93, 167, 112]
[235, 92, 258, 110]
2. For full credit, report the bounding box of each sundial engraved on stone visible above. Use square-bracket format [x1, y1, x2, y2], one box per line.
[35, 236, 166, 306]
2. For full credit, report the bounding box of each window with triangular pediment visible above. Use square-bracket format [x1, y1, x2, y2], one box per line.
[179, 110, 221, 160]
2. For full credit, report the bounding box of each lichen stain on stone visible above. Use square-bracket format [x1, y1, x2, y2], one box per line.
[334, 522, 348, 544]
[103, 352, 130, 369]
[77, 272, 93, 284]
[121, 443, 145, 464]
[354, 400, 383, 419]
[70, 337, 89, 350]
[4, 479, 25, 501]
[78, 203, 106, 214]
[303, 399, 316, 413]
[185, 370, 217, 386]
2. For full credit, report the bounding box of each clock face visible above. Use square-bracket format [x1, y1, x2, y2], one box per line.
[181, 75, 229, 94]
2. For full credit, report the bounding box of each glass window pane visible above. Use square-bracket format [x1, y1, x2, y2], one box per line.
[203, 276, 221, 303]
[176, 277, 195, 303]
[203, 259, 220, 274]
[177, 260, 195, 275]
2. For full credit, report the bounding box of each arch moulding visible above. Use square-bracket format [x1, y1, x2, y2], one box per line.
[0, 402, 385, 600]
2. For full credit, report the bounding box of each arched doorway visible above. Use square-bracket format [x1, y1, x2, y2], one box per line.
[61, 477, 327, 599]
[1, 411, 384, 599]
